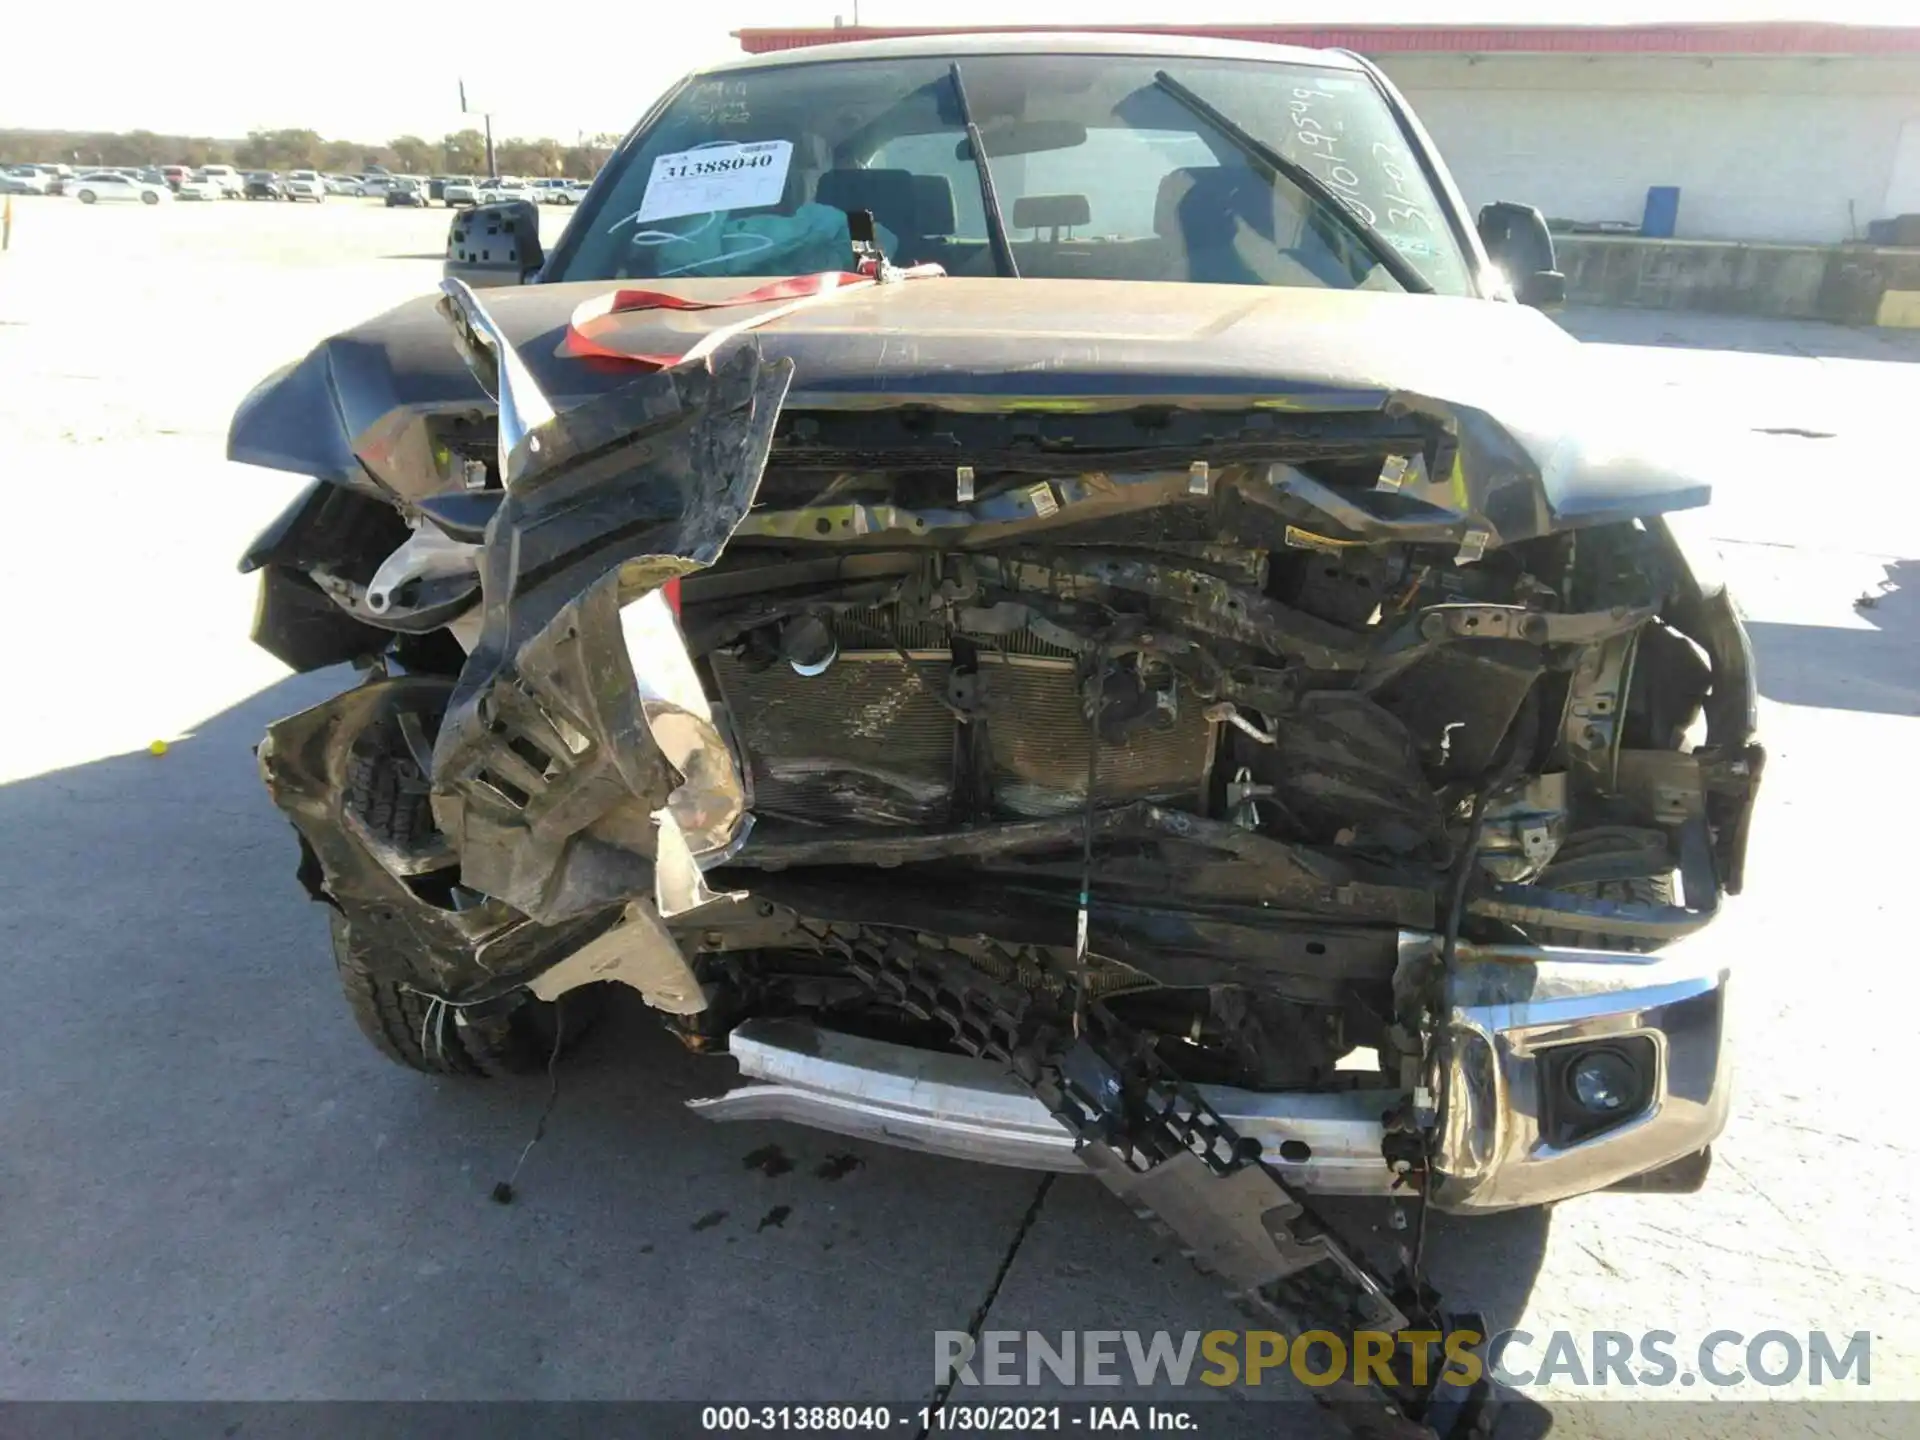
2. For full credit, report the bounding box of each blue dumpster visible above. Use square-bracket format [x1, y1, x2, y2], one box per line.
[1642, 186, 1681, 238]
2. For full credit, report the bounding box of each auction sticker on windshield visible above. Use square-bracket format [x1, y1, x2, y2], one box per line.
[636, 140, 792, 223]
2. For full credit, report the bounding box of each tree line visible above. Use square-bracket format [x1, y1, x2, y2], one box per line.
[0, 127, 624, 177]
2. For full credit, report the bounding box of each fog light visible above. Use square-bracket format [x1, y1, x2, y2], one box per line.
[1566, 1048, 1641, 1115]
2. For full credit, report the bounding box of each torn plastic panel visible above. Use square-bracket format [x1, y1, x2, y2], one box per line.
[424, 286, 794, 926]
[257, 675, 615, 1000]
[527, 899, 708, 1014]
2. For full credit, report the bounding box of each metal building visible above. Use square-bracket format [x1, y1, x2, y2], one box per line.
[734, 23, 1920, 245]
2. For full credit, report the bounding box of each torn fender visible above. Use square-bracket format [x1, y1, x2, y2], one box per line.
[256, 675, 614, 1000]
[426, 331, 794, 926]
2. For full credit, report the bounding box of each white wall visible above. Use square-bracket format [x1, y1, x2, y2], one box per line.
[1378, 55, 1920, 244]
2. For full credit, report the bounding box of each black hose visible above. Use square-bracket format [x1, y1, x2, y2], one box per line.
[1413, 682, 1540, 1284]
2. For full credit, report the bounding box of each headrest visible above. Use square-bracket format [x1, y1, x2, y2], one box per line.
[1154, 168, 1204, 238]
[814, 169, 922, 233]
[911, 174, 956, 236]
[1154, 166, 1274, 240]
[1010, 193, 1091, 231]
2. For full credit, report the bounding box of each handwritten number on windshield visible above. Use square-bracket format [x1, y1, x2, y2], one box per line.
[1372, 142, 1434, 231]
[1287, 87, 1377, 226]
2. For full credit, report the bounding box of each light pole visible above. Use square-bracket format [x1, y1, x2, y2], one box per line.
[459, 79, 496, 177]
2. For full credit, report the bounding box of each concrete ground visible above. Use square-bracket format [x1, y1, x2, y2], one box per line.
[2, 197, 1918, 1432]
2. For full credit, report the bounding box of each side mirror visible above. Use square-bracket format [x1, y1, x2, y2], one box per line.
[1476, 201, 1565, 310]
[1514, 269, 1567, 307]
[445, 200, 543, 288]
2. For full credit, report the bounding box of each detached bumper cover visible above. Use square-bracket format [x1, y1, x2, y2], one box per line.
[692, 940, 1729, 1212]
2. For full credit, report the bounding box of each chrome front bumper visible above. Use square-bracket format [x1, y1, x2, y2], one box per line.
[689, 938, 1730, 1213]
[1433, 940, 1730, 1211]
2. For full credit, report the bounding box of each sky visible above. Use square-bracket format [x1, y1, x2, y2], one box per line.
[4, 0, 1913, 143]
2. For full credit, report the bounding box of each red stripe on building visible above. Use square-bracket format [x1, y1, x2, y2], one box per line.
[734, 23, 1920, 57]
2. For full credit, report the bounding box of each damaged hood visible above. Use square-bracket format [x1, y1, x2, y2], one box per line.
[230, 276, 1727, 538]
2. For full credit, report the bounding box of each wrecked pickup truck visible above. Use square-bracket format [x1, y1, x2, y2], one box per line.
[231, 32, 1759, 1438]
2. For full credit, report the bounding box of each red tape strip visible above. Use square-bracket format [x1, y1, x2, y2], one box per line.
[562, 266, 943, 368]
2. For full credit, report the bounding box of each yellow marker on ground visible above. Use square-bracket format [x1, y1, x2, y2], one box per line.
[148, 739, 169, 756]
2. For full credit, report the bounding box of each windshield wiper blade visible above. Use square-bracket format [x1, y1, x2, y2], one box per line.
[1151, 70, 1434, 296]
[950, 62, 1020, 280]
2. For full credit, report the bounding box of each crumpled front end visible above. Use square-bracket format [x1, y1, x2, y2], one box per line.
[690, 926, 1734, 1215]
[683, 925, 1735, 1221]
[423, 281, 791, 927]
[257, 282, 793, 1006]
[240, 275, 1757, 1216]
[229, 272, 1767, 1440]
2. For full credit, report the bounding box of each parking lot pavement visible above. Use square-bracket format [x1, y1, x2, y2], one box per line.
[1, 199, 1917, 1424]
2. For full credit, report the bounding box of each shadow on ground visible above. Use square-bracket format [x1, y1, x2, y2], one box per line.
[1558, 306, 1920, 363]
[0, 670, 1549, 1412]
[1745, 559, 1920, 716]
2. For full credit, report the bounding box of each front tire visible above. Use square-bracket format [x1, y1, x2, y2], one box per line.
[78, 190, 96, 204]
[141, 190, 159, 205]
[328, 909, 601, 1077]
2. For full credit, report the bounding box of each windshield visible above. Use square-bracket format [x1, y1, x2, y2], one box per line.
[553, 52, 1470, 295]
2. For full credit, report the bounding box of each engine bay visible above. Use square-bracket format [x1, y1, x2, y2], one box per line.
[245, 319, 1761, 1104]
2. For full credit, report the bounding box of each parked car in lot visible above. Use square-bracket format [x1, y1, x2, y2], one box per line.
[474, 176, 536, 204]
[440, 176, 480, 207]
[323, 174, 367, 197]
[70, 170, 171, 204]
[197, 164, 243, 198]
[283, 170, 327, 203]
[2, 166, 54, 195]
[173, 174, 228, 201]
[232, 34, 1759, 1440]
[358, 173, 396, 198]
[531, 177, 589, 204]
[383, 177, 427, 207]
[160, 165, 192, 192]
[16, 164, 67, 194]
[244, 173, 286, 201]
[16, 163, 72, 194]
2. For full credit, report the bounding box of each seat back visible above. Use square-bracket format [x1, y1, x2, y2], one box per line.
[1154, 165, 1284, 283]
[815, 169, 921, 238]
